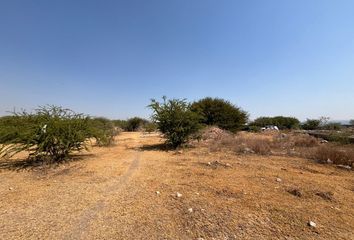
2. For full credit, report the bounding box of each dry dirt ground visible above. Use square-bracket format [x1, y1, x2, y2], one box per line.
[0, 132, 353, 240]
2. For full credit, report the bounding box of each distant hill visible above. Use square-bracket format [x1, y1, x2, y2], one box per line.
[332, 120, 351, 125]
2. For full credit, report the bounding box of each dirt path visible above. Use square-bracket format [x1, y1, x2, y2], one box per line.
[0, 133, 144, 239]
[68, 150, 141, 239]
[0, 132, 353, 239]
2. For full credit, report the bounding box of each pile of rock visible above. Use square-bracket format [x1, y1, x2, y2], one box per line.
[200, 126, 231, 141]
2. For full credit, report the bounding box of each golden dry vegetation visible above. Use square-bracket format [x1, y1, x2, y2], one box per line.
[0, 132, 353, 239]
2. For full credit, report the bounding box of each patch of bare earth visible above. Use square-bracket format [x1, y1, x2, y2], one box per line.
[0, 132, 353, 239]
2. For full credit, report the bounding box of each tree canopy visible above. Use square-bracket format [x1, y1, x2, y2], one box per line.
[191, 97, 248, 132]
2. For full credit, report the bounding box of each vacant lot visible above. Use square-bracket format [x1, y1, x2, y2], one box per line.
[0, 132, 353, 239]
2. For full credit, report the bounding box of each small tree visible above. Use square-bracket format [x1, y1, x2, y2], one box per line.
[144, 122, 157, 133]
[149, 97, 200, 148]
[125, 117, 148, 131]
[89, 117, 117, 146]
[252, 116, 300, 130]
[301, 117, 330, 130]
[301, 119, 321, 130]
[323, 122, 342, 130]
[112, 119, 128, 130]
[350, 119, 354, 126]
[191, 97, 248, 132]
[0, 105, 91, 162]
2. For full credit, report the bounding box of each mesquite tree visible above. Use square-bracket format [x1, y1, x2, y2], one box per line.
[0, 106, 91, 162]
[149, 97, 200, 148]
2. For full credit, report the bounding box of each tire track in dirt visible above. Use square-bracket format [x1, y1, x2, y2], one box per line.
[66, 148, 141, 239]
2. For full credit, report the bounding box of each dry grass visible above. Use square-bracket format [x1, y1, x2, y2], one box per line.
[310, 145, 354, 166]
[207, 133, 272, 155]
[203, 129, 353, 167]
[234, 136, 272, 155]
[273, 133, 319, 148]
[1, 132, 354, 239]
[292, 134, 319, 147]
[208, 131, 318, 155]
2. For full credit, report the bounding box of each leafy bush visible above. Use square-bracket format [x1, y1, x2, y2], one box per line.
[125, 117, 148, 132]
[0, 106, 91, 162]
[149, 97, 201, 148]
[89, 117, 117, 146]
[301, 119, 322, 130]
[112, 119, 128, 130]
[326, 133, 354, 144]
[144, 122, 157, 133]
[0, 116, 26, 144]
[323, 122, 342, 130]
[302, 131, 354, 144]
[251, 116, 300, 130]
[242, 125, 261, 132]
[191, 97, 248, 132]
[301, 117, 342, 131]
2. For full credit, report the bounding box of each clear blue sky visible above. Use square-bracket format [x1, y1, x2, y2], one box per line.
[1, 0, 353, 121]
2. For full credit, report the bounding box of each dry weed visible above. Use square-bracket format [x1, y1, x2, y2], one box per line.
[208, 133, 272, 155]
[236, 137, 272, 155]
[292, 135, 319, 147]
[310, 146, 354, 166]
[204, 131, 353, 167]
[273, 133, 319, 148]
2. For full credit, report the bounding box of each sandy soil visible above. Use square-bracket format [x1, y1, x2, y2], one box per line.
[0, 132, 353, 239]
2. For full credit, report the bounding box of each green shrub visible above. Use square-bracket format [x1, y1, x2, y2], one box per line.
[323, 122, 342, 131]
[252, 116, 300, 130]
[144, 122, 157, 133]
[0, 116, 26, 144]
[149, 97, 201, 148]
[247, 125, 261, 132]
[112, 119, 128, 130]
[89, 117, 117, 146]
[125, 117, 148, 131]
[112, 118, 146, 132]
[191, 97, 248, 132]
[301, 117, 332, 130]
[327, 133, 353, 144]
[0, 105, 91, 162]
[301, 119, 322, 130]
